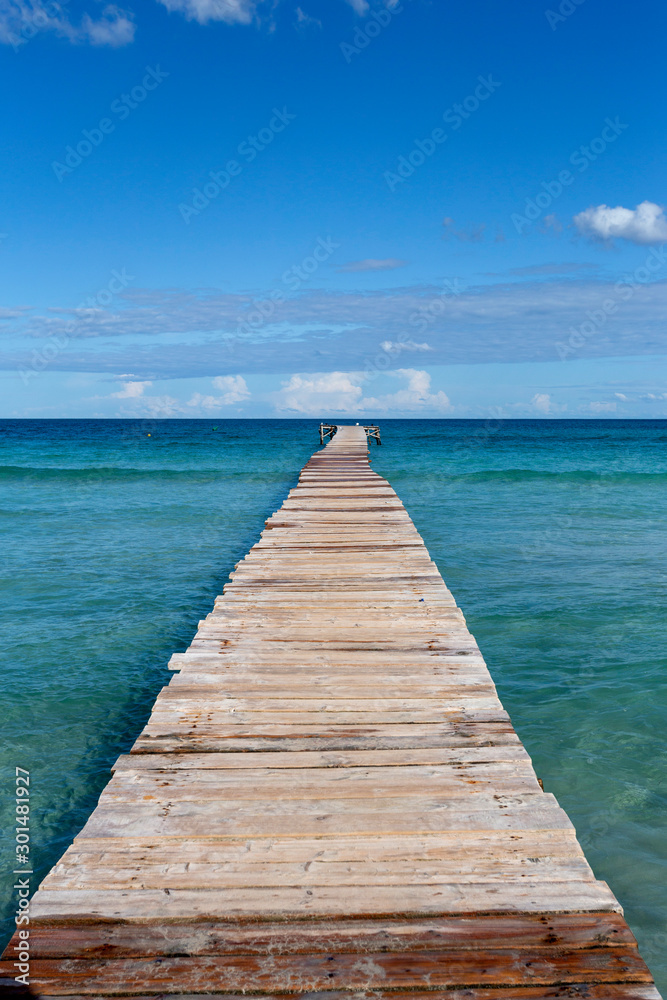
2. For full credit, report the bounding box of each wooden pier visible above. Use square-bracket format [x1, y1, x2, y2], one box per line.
[320, 422, 381, 445]
[1, 425, 660, 998]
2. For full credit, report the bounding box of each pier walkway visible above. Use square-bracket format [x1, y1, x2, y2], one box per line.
[1, 425, 660, 997]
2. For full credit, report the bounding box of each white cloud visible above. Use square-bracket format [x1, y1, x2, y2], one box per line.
[109, 391, 180, 416]
[138, 395, 182, 417]
[81, 6, 135, 45]
[185, 376, 250, 412]
[589, 401, 617, 413]
[211, 374, 250, 404]
[531, 392, 552, 414]
[276, 372, 364, 415]
[614, 392, 629, 401]
[186, 392, 224, 411]
[0, 0, 428, 43]
[157, 0, 255, 24]
[108, 376, 249, 415]
[373, 368, 451, 413]
[541, 214, 563, 234]
[574, 201, 667, 245]
[274, 369, 451, 416]
[106, 379, 179, 416]
[295, 6, 321, 27]
[441, 218, 485, 242]
[380, 339, 433, 354]
[111, 380, 151, 398]
[0, 0, 135, 47]
[338, 258, 407, 273]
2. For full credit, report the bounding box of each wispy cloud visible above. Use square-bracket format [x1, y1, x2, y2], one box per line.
[0, 0, 135, 47]
[5, 273, 667, 379]
[589, 400, 617, 413]
[506, 262, 595, 277]
[574, 201, 667, 245]
[610, 390, 667, 404]
[80, 5, 136, 44]
[0, 306, 30, 319]
[442, 217, 486, 242]
[156, 0, 255, 24]
[0, 0, 405, 47]
[337, 258, 407, 273]
[295, 6, 321, 28]
[102, 375, 250, 415]
[380, 339, 433, 354]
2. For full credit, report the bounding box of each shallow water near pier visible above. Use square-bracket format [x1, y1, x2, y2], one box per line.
[1, 418, 665, 988]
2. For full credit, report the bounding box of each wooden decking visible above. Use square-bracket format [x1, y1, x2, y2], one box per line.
[1, 425, 661, 997]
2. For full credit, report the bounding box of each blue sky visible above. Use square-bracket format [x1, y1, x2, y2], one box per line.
[1, 0, 666, 417]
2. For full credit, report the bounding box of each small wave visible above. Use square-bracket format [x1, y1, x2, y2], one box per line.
[440, 469, 667, 485]
[0, 465, 230, 482]
[2, 465, 666, 487]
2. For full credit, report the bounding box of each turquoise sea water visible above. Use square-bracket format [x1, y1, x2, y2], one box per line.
[1, 418, 665, 987]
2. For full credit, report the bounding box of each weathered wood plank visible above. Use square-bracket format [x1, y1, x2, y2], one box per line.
[11, 912, 635, 958]
[44, 857, 595, 890]
[29, 880, 621, 922]
[128, 724, 529, 753]
[164, 680, 497, 697]
[54, 828, 588, 864]
[167, 655, 486, 671]
[76, 794, 575, 839]
[113, 747, 532, 769]
[16, 987, 663, 1000]
[99, 762, 542, 799]
[6, 945, 653, 996]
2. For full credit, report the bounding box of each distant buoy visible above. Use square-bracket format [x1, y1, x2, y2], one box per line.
[147, 433, 151, 437]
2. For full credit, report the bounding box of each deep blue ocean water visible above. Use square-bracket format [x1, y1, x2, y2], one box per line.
[1, 418, 665, 986]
